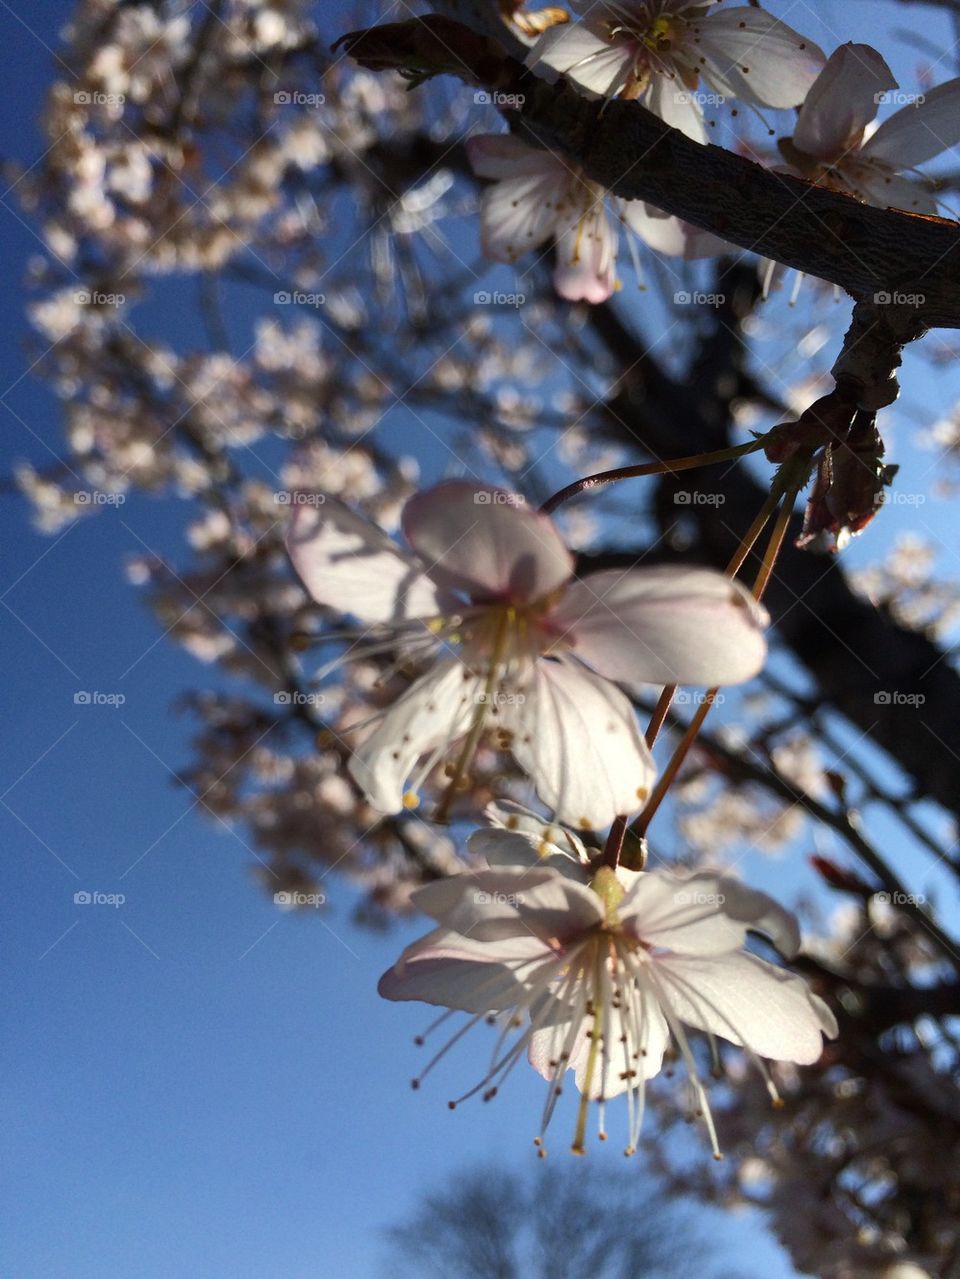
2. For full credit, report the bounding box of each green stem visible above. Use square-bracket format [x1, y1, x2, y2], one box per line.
[540, 440, 767, 515]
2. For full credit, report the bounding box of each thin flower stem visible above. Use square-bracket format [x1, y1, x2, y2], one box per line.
[540, 440, 766, 515]
[632, 480, 802, 839]
[601, 814, 628, 870]
[752, 492, 796, 603]
[633, 694, 719, 839]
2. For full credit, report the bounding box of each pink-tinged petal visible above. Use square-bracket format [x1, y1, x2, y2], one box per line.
[861, 77, 960, 167]
[395, 924, 550, 967]
[643, 74, 709, 144]
[285, 496, 441, 624]
[550, 566, 768, 688]
[401, 480, 573, 603]
[500, 658, 655, 828]
[379, 956, 523, 1010]
[620, 871, 801, 957]
[843, 162, 940, 213]
[552, 202, 618, 302]
[792, 44, 893, 160]
[652, 950, 838, 1063]
[466, 133, 561, 181]
[619, 200, 729, 258]
[526, 21, 637, 99]
[477, 170, 566, 264]
[409, 865, 603, 943]
[693, 9, 825, 109]
[379, 932, 553, 1011]
[348, 657, 480, 812]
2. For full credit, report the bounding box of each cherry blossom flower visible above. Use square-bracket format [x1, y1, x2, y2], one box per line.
[379, 825, 837, 1156]
[527, 2, 825, 143]
[467, 133, 726, 303]
[781, 44, 960, 214]
[285, 479, 768, 829]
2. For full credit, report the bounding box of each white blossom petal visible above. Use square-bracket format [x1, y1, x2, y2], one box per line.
[526, 20, 636, 98]
[380, 931, 551, 1011]
[792, 44, 893, 160]
[862, 77, 960, 167]
[285, 496, 440, 624]
[550, 565, 768, 688]
[694, 9, 825, 109]
[402, 479, 573, 603]
[652, 950, 837, 1063]
[410, 865, 603, 942]
[471, 807, 593, 869]
[501, 658, 654, 828]
[471, 149, 566, 264]
[643, 73, 709, 144]
[478, 176, 561, 264]
[844, 163, 939, 213]
[528, 989, 669, 1099]
[619, 200, 728, 257]
[620, 871, 801, 957]
[348, 657, 480, 811]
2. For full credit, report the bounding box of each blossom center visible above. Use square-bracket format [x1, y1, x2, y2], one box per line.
[454, 600, 560, 678]
[600, 5, 693, 96]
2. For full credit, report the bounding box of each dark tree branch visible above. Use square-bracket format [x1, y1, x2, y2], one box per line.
[338, 15, 960, 328]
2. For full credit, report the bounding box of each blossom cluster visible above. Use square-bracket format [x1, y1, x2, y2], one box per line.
[466, 11, 960, 302]
[284, 476, 841, 1154]
[15, 4, 954, 1271]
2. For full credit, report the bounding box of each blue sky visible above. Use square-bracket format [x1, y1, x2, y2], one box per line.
[3, 2, 959, 1276]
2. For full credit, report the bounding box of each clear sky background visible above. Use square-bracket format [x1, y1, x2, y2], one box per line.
[3, 3, 959, 1277]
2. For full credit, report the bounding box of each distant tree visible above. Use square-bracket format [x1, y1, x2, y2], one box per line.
[383, 1161, 762, 1279]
